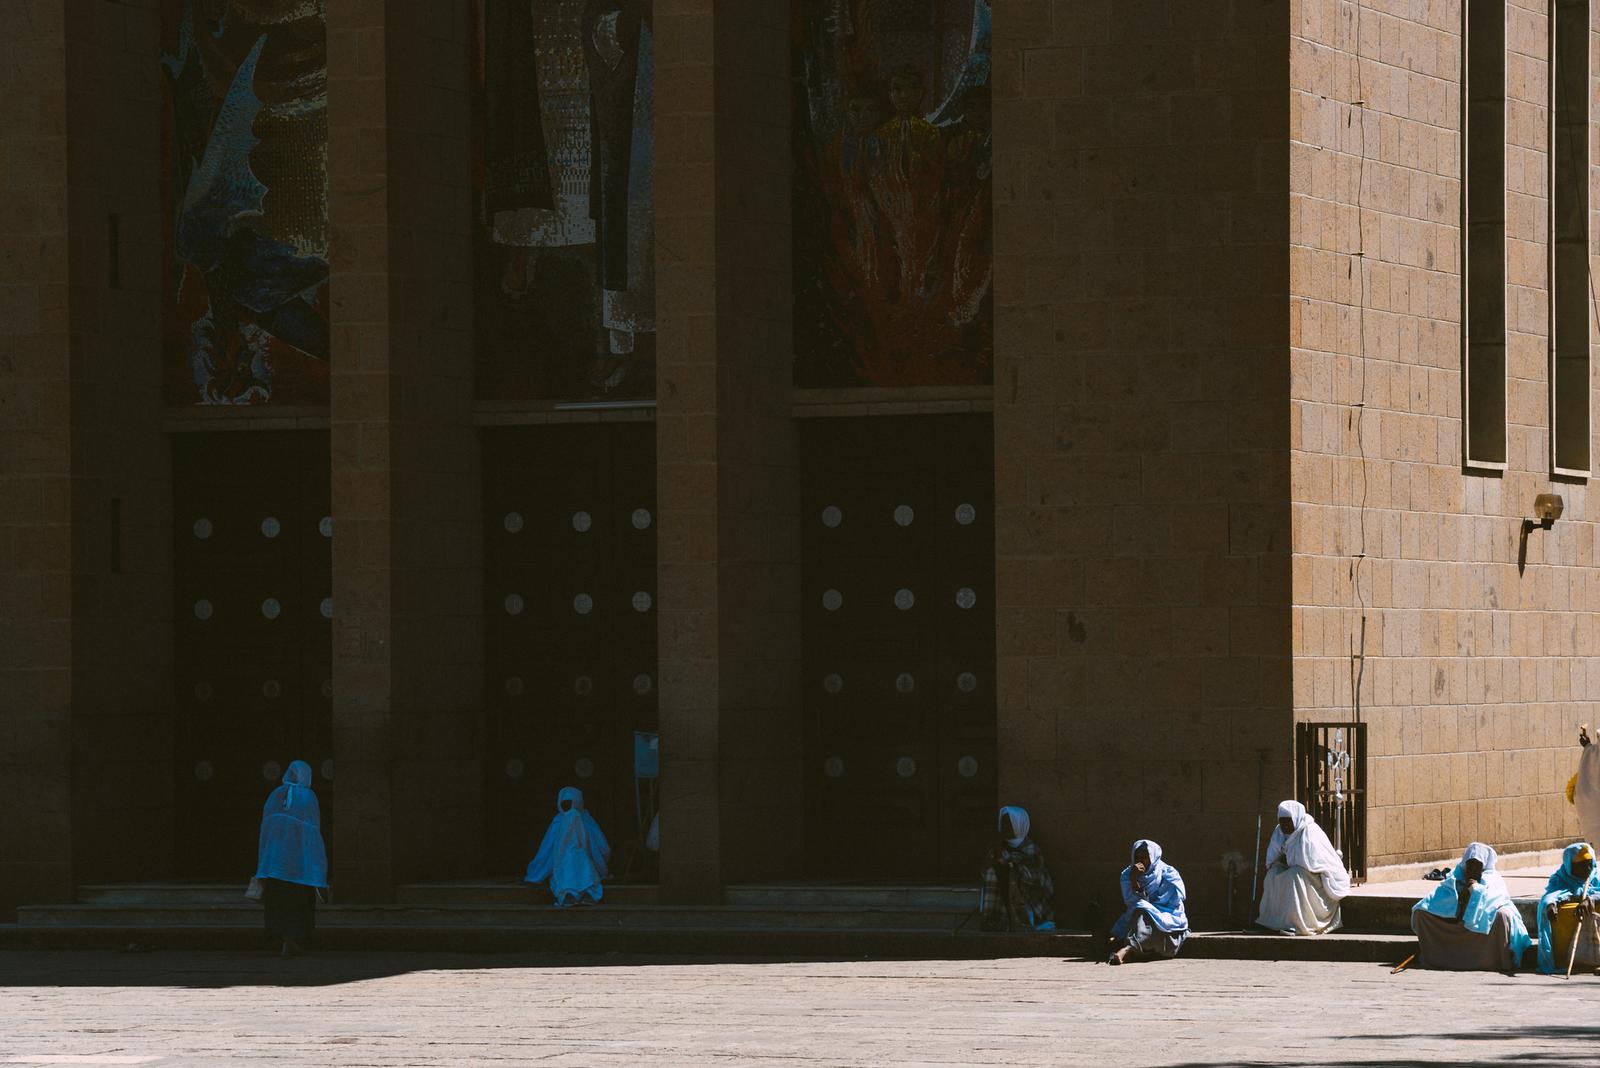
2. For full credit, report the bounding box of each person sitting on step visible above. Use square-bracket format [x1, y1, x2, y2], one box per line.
[979, 805, 1056, 932]
[1411, 842, 1532, 971]
[1255, 800, 1350, 935]
[1108, 839, 1188, 964]
[525, 786, 611, 907]
[1537, 841, 1600, 974]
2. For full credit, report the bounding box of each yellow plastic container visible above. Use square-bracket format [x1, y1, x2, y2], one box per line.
[1552, 902, 1600, 974]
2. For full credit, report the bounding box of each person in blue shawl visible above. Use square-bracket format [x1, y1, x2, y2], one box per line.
[1108, 839, 1188, 964]
[254, 759, 328, 957]
[1537, 842, 1600, 974]
[1412, 842, 1532, 971]
[526, 786, 611, 906]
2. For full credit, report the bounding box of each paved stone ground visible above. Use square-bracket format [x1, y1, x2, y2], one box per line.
[1, 951, 1597, 1066]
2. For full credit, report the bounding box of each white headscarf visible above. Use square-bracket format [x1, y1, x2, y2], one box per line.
[1266, 799, 1350, 899]
[998, 805, 1030, 847]
[525, 786, 611, 903]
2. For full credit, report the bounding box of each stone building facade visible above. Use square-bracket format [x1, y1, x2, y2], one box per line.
[2, 0, 1595, 921]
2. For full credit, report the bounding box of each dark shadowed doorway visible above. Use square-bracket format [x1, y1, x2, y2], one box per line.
[800, 414, 997, 879]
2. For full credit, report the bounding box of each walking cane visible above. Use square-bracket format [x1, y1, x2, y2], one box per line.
[1565, 900, 1590, 979]
[1390, 953, 1415, 975]
[1247, 750, 1266, 927]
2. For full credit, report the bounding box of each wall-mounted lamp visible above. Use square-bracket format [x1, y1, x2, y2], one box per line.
[1518, 493, 1565, 573]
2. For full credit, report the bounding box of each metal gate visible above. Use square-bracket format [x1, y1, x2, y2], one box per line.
[1295, 722, 1367, 881]
[482, 423, 657, 875]
[173, 431, 333, 878]
[800, 415, 997, 880]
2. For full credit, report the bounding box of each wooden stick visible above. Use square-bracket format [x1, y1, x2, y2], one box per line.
[1390, 953, 1415, 974]
[1565, 902, 1585, 979]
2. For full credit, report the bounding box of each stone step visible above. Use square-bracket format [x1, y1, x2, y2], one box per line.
[16, 903, 975, 931]
[1339, 892, 1540, 935]
[77, 882, 974, 911]
[76, 884, 246, 906]
[395, 881, 659, 906]
[724, 885, 978, 911]
[0, 923, 1415, 962]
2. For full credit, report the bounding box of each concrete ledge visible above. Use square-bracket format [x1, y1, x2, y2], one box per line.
[1362, 849, 1567, 884]
[0, 924, 1416, 963]
[1342, 893, 1541, 934]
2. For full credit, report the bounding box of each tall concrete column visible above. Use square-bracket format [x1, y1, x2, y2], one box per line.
[990, 3, 1293, 912]
[655, 2, 801, 902]
[0, 0, 75, 915]
[326, 0, 482, 901]
[65, 0, 172, 888]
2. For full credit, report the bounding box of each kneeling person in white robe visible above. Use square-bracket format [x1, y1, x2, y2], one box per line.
[1256, 800, 1349, 935]
[525, 786, 611, 906]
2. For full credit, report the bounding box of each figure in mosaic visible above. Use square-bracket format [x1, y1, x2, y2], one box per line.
[478, 0, 655, 400]
[794, 0, 993, 387]
[162, 0, 330, 405]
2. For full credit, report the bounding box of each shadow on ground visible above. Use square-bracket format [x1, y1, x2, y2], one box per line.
[0, 950, 822, 989]
[1162, 1024, 1600, 1067]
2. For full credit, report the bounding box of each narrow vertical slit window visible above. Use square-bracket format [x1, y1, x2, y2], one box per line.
[110, 497, 123, 575]
[1465, 0, 1508, 468]
[1552, 0, 1591, 476]
[107, 212, 121, 290]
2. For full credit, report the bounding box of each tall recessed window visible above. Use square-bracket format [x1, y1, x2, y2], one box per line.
[1552, 0, 1592, 476]
[1465, 0, 1508, 469]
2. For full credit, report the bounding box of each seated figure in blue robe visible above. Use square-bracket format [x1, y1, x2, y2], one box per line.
[1109, 839, 1188, 964]
[1412, 842, 1533, 971]
[1537, 841, 1600, 974]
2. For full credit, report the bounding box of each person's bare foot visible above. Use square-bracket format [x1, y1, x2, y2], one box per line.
[1107, 946, 1131, 966]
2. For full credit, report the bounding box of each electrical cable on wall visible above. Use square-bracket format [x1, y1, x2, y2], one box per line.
[1347, 0, 1370, 730]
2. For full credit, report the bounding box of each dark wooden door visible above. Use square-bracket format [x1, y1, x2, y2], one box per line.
[801, 415, 997, 879]
[172, 431, 332, 879]
[482, 423, 657, 875]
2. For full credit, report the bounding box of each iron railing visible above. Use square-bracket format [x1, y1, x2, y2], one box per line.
[1296, 722, 1368, 882]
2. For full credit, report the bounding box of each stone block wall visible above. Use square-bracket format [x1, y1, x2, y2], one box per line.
[991, 0, 1294, 916]
[0, 0, 77, 915]
[655, 0, 802, 901]
[66, 0, 173, 887]
[1290, 0, 1597, 867]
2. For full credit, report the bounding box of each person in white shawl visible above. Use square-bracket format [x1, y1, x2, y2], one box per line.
[525, 786, 611, 906]
[254, 759, 328, 956]
[1569, 728, 1600, 851]
[1256, 800, 1349, 935]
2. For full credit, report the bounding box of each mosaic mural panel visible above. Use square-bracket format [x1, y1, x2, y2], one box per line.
[474, 0, 656, 401]
[162, 0, 330, 406]
[793, 0, 993, 388]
